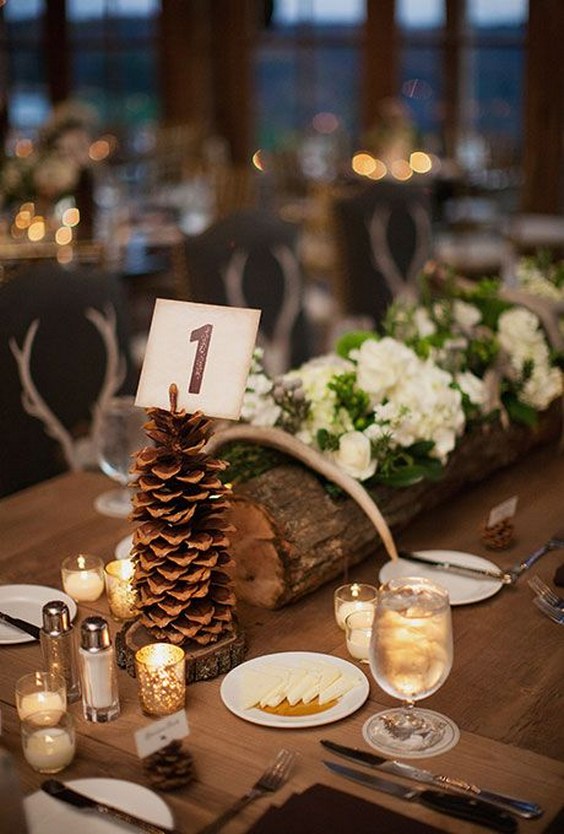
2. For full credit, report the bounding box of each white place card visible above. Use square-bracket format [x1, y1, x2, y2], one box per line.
[134, 710, 190, 759]
[487, 495, 518, 528]
[135, 298, 261, 420]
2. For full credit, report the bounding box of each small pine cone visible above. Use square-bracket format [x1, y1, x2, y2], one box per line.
[143, 740, 195, 791]
[481, 518, 515, 551]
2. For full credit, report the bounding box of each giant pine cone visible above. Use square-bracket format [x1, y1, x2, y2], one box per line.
[131, 391, 236, 646]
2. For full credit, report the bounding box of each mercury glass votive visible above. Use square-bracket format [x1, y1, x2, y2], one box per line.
[135, 643, 186, 716]
[21, 710, 75, 774]
[334, 582, 378, 630]
[15, 671, 67, 723]
[104, 559, 138, 622]
[61, 553, 105, 602]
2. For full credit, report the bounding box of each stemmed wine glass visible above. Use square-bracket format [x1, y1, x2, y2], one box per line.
[93, 395, 146, 518]
[363, 576, 459, 758]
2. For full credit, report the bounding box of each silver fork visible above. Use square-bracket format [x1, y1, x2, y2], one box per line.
[533, 594, 564, 625]
[197, 748, 296, 834]
[505, 533, 564, 584]
[528, 576, 564, 609]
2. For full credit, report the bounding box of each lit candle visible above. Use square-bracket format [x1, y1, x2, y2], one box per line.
[15, 671, 67, 723]
[61, 554, 105, 602]
[22, 722, 75, 774]
[104, 559, 138, 621]
[345, 609, 374, 663]
[18, 691, 66, 723]
[135, 643, 186, 716]
[334, 583, 378, 629]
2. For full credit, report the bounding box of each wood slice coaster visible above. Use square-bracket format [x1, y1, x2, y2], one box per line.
[116, 618, 247, 683]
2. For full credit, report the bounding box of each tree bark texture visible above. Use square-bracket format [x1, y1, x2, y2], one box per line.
[225, 404, 562, 609]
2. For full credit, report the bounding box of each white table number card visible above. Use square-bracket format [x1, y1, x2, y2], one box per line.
[135, 298, 261, 419]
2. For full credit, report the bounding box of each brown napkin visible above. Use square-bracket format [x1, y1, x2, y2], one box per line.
[246, 783, 448, 834]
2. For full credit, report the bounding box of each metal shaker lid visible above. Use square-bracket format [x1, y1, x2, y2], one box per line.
[80, 616, 111, 652]
[42, 600, 71, 636]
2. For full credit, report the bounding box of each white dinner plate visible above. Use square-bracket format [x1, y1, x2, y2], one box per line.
[220, 651, 370, 729]
[0, 585, 78, 645]
[114, 533, 133, 560]
[379, 550, 503, 605]
[24, 778, 174, 833]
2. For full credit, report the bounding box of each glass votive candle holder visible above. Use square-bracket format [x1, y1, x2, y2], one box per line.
[16, 671, 67, 723]
[345, 609, 374, 663]
[61, 553, 105, 602]
[21, 710, 75, 774]
[135, 643, 186, 717]
[334, 582, 378, 630]
[104, 559, 138, 622]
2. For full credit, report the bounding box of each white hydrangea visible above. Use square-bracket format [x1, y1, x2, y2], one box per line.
[413, 307, 437, 338]
[453, 299, 482, 332]
[372, 361, 465, 462]
[352, 337, 420, 403]
[455, 370, 491, 414]
[284, 353, 354, 445]
[497, 307, 562, 411]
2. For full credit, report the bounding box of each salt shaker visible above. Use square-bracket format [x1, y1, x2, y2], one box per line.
[79, 616, 120, 723]
[40, 600, 81, 703]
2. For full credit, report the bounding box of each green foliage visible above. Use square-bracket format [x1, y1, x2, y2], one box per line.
[218, 442, 290, 485]
[335, 330, 376, 359]
[327, 372, 372, 430]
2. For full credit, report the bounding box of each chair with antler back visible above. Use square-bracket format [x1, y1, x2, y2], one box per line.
[331, 179, 433, 328]
[175, 208, 313, 376]
[0, 261, 136, 497]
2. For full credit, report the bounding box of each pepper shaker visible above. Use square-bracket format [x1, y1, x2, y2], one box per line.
[79, 616, 120, 723]
[40, 601, 81, 703]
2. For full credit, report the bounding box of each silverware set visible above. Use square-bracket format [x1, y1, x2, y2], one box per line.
[528, 576, 564, 624]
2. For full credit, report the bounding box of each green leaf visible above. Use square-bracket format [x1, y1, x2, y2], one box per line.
[335, 331, 376, 359]
[503, 397, 539, 427]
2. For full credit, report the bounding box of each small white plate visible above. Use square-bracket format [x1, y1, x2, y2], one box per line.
[379, 550, 503, 605]
[220, 651, 369, 729]
[114, 533, 134, 560]
[0, 585, 77, 645]
[24, 777, 174, 833]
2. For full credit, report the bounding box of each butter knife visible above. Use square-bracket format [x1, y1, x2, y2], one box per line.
[0, 609, 40, 640]
[323, 760, 517, 833]
[41, 779, 183, 834]
[321, 739, 543, 819]
[398, 551, 509, 583]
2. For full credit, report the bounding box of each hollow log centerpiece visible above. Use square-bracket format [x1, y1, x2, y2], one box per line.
[117, 385, 245, 682]
[206, 401, 562, 610]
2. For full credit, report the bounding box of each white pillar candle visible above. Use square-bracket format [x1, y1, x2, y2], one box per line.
[61, 554, 105, 602]
[23, 726, 75, 773]
[345, 609, 374, 663]
[18, 691, 65, 722]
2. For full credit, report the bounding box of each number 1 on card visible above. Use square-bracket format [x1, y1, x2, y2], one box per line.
[188, 323, 213, 394]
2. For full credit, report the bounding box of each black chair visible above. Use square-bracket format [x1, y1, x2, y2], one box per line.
[177, 208, 313, 375]
[0, 261, 137, 497]
[332, 180, 433, 328]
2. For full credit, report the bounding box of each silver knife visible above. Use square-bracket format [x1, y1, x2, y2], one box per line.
[0, 609, 40, 640]
[398, 550, 510, 583]
[323, 760, 517, 833]
[41, 779, 183, 834]
[321, 739, 543, 819]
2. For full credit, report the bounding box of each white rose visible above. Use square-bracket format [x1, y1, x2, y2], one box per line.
[332, 431, 377, 481]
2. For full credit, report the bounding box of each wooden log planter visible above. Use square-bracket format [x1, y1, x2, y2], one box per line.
[209, 402, 562, 610]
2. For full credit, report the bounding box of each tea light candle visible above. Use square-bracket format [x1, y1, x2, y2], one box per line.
[15, 671, 67, 723]
[345, 609, 374, 663]
[135, 643, 186, 716]
[334, 583, 378, 629]
[22, 713, 75, 774]
[18, 691, 66, 722]
[61, 553, 105, 602]
[104, 559, 138, 621]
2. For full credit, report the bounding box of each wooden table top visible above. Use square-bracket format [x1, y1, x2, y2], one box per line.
[1, 440, 563, 833]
